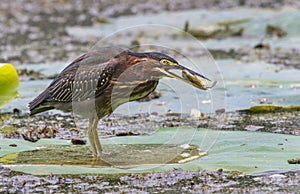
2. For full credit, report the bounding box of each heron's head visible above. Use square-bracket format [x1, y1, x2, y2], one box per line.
[127, 51, 216, 90]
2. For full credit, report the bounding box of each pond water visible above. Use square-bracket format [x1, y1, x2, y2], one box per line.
[2, 7, 300, 115]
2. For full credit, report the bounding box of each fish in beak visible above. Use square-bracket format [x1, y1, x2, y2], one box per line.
[157, 64, 217, 90]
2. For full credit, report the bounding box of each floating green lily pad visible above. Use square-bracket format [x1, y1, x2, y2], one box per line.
[1, 144, 203, 168]
[0, 127, 299, 175]
[0, 63, 19, 108]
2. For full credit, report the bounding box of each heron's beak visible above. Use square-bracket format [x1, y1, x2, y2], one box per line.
[156, 64, 217, 90]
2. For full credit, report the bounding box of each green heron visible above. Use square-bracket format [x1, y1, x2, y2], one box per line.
[29, 49, 216, 158]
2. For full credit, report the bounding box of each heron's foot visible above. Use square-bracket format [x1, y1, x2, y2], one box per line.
[89, 145, 101, 158]
[92, 155, 101, 160]
[92, 152, 102, 159]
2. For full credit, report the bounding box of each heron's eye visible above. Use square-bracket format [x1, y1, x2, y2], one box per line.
[160, 59, 176, 66]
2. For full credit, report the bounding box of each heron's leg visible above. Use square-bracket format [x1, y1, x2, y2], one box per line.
[88, 118, 97, 157]
[91, 118, 102, 158]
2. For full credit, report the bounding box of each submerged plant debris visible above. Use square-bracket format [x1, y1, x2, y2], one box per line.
[288, 158, 300, 164]
[1, 107, 299, 141]
[187, 19, 246, 40]
[0, 166, 300, 193]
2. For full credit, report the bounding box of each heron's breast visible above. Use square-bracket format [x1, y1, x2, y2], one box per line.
[109, 80, 158, 107]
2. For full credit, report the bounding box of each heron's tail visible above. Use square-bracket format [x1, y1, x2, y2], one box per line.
[28, 90, 54, 115]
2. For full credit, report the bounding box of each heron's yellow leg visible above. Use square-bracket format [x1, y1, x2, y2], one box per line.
[88, 118, 97, 157]
[91, 118, 102, 158]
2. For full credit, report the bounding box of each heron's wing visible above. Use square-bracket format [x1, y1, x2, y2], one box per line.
[48, 62, 114, 102]
[29, 51, 123, 114]
[60, 47, 126, 74]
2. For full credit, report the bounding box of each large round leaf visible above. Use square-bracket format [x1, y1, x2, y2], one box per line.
[1, 128, 300, 175]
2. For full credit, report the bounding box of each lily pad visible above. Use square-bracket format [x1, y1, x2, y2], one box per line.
[2, 144, 203, 168]
[0, 63, 19, 108]
[1, 127, 299, 175]
[239, 105, 300, 113]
